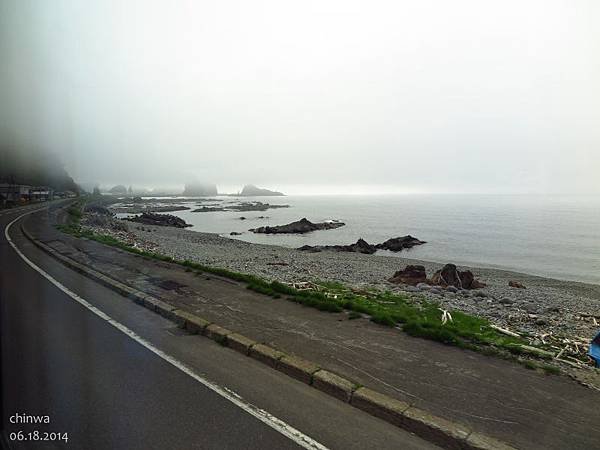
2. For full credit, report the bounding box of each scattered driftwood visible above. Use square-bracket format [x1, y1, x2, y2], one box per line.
[514, 345, 555, 359]
[555, 346, 568, 360]
[439, 308, 453, 325]
[580, 313, 600, 320]
[555, 358, 586, 369]
[490, 324, 521, 338]
[289, 281, 320, 291]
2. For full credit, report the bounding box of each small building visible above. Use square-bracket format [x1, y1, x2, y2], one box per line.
[30, 186, 54, 202]
[0, 184, 31, 205]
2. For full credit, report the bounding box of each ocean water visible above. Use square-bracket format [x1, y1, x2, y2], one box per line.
[152, 195, 600, 284]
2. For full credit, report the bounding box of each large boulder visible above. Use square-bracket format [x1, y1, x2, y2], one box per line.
[375, 235, 426, 252]
[431, 263, 462, 287]
[251, 218, 345, 234]
[388, 265, 428, 285]
[431, 263, 486, 290]
[458, 270, 487, 289]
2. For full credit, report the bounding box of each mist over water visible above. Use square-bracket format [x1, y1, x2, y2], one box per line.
[160, 194, 600, 284]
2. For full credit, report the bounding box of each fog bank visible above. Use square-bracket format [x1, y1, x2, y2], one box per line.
[1, 1, 599, 194]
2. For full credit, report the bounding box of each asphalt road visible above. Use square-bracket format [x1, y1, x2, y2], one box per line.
[0, 205, 436, 450]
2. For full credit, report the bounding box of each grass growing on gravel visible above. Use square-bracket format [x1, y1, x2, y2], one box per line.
[55, 201, 85, 234]
[55, 201, 559, 371]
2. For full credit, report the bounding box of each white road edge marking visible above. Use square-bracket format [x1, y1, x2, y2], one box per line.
[5, 209, 328, 450]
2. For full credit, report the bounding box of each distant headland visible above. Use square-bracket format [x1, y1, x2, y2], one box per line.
[237, 185, 284, 197]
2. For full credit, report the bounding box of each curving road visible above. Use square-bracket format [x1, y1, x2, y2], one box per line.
[0, 204, 436, 450]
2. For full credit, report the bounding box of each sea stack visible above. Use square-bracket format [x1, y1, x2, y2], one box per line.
[182, 182, 218, 196]
[239, 185, 284, 196]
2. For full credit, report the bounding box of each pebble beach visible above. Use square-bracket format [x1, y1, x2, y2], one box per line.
[116, 222, 600, 348]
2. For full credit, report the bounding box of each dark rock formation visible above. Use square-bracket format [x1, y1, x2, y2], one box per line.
[233, 202, 288, 212]
[297, 245, 322, 253]
[431, 264, 486, 290]
[251, 218, 345, 234]
[298, 238, 376, 254]
[457, 270, 486, 289]
[109, 185, 128, 195]
[375, 235, 426, 252]
[239, 184, 284, 196]
[124, 212, 191, 228]
[337, 238, 377, 254]
[230, 231, 242, 236]
[182, 182, 218, 196]
[150, 206, 190, 212]
[388, 265, 428, 285]
[192, 206, 227, 212]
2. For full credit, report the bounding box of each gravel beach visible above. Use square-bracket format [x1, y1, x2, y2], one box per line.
[119, 223, 600, 343]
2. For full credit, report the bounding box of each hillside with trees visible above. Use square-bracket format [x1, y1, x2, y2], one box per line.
[0, 147, 79, 192]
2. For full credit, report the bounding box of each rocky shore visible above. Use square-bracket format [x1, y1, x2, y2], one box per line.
[81, 216, 600, 371]
[298, 235, 426, 254]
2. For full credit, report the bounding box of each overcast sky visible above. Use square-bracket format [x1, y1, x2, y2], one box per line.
[1, 0, 599, 194]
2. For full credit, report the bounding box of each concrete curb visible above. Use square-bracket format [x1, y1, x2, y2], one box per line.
[313, 369, 356, 402]
[21, 222, 517, 450]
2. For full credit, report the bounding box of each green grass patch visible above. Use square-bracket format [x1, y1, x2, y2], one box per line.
[523, 360, 538, 370]
[541, 364, 561, 375]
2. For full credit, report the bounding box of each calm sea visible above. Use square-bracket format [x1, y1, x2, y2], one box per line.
[157, 195, 600, 284]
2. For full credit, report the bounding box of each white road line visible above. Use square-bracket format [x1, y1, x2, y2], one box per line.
[4, 210, 328, 450]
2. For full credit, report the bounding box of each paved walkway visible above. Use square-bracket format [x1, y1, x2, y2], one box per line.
[27, 208, 600, 450]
